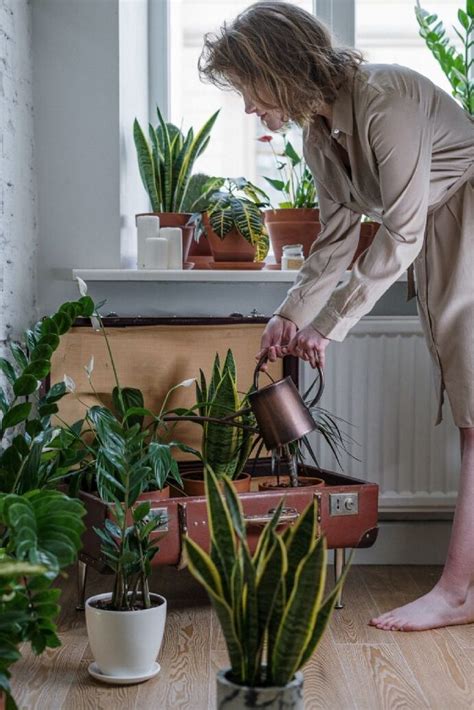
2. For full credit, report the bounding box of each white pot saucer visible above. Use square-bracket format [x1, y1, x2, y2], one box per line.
[88, 661, 161, 685]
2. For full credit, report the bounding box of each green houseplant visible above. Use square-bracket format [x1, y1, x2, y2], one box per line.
[259, 132, 321, 264]
[0, 492, 85, 709]
[133, 107, 219, 263]
[415, 0, 474, 114]
[179, 350, 257, 495]
[84, 405, 168, 681]
[184, 467, 348, 709]
[195, 177, 270, 264]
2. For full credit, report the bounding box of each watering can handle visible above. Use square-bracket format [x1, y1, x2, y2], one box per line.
[254, 355, 325, 408]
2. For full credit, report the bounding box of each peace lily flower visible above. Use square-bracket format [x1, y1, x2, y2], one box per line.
[63, 374, 76, 394]
[76, 277, 88, 297]
[84, 356, 95, 378]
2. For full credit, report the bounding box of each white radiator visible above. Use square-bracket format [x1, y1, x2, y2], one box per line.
[302, 317, 460, 511]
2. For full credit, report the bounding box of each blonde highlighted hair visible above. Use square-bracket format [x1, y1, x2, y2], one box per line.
[199, 1, 363, 124]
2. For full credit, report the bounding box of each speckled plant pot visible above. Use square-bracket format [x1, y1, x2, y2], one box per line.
[216, 669, 304, 709]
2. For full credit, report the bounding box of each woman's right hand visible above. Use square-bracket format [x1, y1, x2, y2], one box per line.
[257, 315, 297, 368]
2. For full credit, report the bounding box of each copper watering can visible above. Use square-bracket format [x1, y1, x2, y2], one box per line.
[247, 355, 325, 450]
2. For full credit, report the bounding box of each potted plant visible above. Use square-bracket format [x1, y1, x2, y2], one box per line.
[415, 1, 473, 115]
[179, 350, 257, 496]
[259, 133, 320, 264]
[0, 491, 85, 708]
[184, 466, 348, 709]
[83, 405, 168, 683]
[133, 107, 219, 262]
[193, 177, 270, 265]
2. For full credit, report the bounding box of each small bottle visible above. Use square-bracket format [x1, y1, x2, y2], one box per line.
[281, 244, 304, 270]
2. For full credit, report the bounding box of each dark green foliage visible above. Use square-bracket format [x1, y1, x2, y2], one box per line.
[415, 2, 474, 114]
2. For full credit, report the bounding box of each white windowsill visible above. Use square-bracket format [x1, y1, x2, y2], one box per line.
[72, 268, 408, 283]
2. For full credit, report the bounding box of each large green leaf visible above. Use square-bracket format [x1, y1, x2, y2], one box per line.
[230, 197, 263, 246]
[204, 370, 240, 478]
[271, 536, 327, 686]
[133, 118, 160, 211]
[2, 403, 32, 430]
[208, 202, 234, 238]
[204, 468, 236, 590]
[155, 106, 174, 211]
[174, 110, 219, 211]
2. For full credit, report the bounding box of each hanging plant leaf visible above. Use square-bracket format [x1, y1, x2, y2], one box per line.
[2, 402, 32, 429]
[24, 360, 51, 380]
[13, 375, 39, 397]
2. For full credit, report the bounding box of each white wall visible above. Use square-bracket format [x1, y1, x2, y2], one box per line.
[0, 0, 37, 366]
[32, 0, 123, 313]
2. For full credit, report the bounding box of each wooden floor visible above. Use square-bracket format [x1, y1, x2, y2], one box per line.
[11, 564, 474, 710]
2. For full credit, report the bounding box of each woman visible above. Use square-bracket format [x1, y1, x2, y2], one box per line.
[199, 1, 474, 631]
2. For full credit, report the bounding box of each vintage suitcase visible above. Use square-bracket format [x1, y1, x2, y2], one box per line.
[49, 316, 379, 606]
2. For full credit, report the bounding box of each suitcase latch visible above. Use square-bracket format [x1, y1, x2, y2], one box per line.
[243, 506, 300, 527]
[329, 493, 358, 516]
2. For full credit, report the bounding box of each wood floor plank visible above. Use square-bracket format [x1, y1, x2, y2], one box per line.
[393, 629, 474, 709]
[335, 643, 430, 709]
[330, 566, 396, 644]
[301, 632, 356, 709]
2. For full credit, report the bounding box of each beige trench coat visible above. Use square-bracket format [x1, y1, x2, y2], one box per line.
[275, 64, 474, 427]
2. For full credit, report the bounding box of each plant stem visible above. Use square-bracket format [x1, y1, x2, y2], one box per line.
[96, 312, 125, 414]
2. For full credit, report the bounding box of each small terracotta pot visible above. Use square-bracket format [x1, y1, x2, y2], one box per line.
[180, 471, 252, 496]
[264, 208, 321, 263]
[350, 221, 378, 267]
[135, 212, 194, 263]
[138, 487, 170, 502]
[203, 213, 256, 262]
[258, 475, 325, 492]
[188, 231, 213, 258]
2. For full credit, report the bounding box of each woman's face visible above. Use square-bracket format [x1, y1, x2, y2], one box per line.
[240, 85, 287, 131]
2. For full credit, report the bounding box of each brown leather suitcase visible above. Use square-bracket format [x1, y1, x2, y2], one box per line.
[50, 316, 379, 601]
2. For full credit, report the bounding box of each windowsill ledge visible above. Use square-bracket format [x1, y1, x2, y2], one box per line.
[72, 268, 408, 283]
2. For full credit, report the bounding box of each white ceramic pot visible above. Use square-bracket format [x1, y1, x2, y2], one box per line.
[85, 592, 167, 677]
[216, 669, 304, 709]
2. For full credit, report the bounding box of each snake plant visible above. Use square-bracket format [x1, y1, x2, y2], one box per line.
[184, 466, 348, 688]
[195, 350, 257, 480]
[133, 107, 219, 213]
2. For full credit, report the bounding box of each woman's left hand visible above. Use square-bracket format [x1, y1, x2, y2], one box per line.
[285, 325, 330, 369]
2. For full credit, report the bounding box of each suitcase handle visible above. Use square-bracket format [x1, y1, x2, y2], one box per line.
[243, 507, 300, 527]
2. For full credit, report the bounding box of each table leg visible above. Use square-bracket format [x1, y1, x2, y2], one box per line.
[334, 548, 346, 609]
[76, 560, 88, 611]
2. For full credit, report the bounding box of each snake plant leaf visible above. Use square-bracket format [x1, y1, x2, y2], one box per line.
[222, 349, 237, 382]
[133, 119, 160, 212]
[252, 498, 285, 568]
[171, 128, 194, 211]
[271, 535, 327, 686]
[256, 533, 286, 658]
[284, 498, 317, 592]
[149, 124, 164, 212]
[221, 475, 246, 540]
[155, 106, 174, 211]
[205, 370, 240, 477]
[230, 553, 244, 642]
[183, 536, 223, 597]
[299, 558, 351, 668]
[204, 466, 236, 586]
[175, 110, 220, 212]
[241, 539, 259, 683]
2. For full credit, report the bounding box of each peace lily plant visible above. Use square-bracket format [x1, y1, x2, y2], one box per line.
[184, 467, 349, 709]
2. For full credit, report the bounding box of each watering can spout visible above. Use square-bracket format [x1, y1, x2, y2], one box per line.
[247, 356, 324, 450]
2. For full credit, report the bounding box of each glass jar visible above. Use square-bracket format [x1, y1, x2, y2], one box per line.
[281, 244, 304, 270]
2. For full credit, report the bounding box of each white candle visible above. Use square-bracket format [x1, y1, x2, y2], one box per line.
[136, 215, 160, 269]
[145, 237, 168, 269]
[160, 227, 182, 270]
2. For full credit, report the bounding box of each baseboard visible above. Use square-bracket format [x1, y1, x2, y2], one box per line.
[343, 520, 452, 565]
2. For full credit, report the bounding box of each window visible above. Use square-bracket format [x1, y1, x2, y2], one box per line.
[168, 0, 313, 204]
[355, 0, 461, 95]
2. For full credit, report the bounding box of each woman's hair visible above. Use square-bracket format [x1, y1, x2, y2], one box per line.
[198, 1, 363, 124]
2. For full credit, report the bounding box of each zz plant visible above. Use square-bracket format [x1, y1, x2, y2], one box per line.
[133, 106, 219, 213]
[0, 491, 85, 708]
[184, 467, 348, 688]
[415, 0, 474, 114]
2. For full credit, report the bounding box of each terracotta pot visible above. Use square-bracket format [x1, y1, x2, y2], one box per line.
[180, 471, 252, 496]
[135, 212, 194, 263]
[138, 487, 170, 502]
[264, 208, 321, 263]
[350, 221, 378, 267]
[203, 213, 256, 262]
[188, 231, 213, 258]
[258, 475, 325, 492]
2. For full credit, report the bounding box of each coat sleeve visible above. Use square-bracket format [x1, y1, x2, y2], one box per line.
[273, 179, 361, 329]
[311, 95, 433, 340]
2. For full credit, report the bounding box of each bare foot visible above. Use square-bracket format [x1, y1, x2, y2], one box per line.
[369, 583, 474, 631]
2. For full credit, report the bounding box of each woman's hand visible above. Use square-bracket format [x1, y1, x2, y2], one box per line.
[257, 315, 297, 368]
[287, 325, 330, 369]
